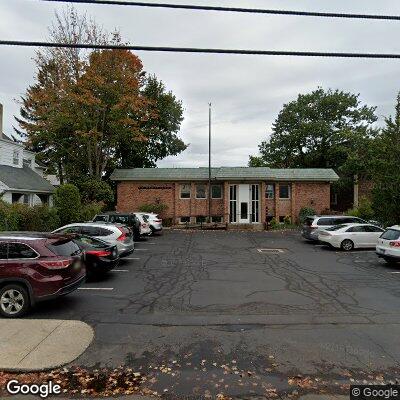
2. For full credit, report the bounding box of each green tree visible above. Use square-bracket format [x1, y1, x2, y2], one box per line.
[250, 88, 377, 175]
[370, 94, 400, 225]
[54, 184, 82, 225]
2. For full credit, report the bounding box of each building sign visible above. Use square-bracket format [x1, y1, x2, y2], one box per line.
[138, 185, 173, 190]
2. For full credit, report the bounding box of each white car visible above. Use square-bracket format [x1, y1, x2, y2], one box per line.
[52, 222, 135, 257]
[318, 223, 384, 251]
[376, 225, 400, 264]
[136, 212, 163, 234]
[135, 214, 152, 236]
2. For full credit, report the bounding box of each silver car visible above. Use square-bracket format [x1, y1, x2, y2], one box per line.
[52, 222, 134, 257]
[136, 212, 163, 235]
[302, 215, 367, 241]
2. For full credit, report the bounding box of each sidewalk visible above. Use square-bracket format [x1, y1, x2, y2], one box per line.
[0, 319, 94, 371]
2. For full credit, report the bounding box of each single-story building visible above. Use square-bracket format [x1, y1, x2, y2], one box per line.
[111, 167, 339, 227]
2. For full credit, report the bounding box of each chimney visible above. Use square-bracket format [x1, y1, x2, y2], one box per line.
[0, 103, 3, 135]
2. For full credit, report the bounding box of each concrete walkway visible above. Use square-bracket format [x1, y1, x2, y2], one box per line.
[0, 319, 94, 371]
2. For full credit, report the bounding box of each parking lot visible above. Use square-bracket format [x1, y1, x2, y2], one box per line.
[31, 229, 400, 396]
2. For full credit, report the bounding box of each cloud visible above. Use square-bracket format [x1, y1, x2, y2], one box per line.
[1, 0, 400, 167]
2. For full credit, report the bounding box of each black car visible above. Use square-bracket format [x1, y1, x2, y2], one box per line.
[92, 213, 141, 241]
[73, 235, 119, 277]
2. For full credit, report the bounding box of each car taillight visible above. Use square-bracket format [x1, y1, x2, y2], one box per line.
[86, 250, 112, 257]
[389, 241, 400, 247]
[154, 219, 162, 223]
[39, 259, 71, 269]
[117, 227, 127, 242]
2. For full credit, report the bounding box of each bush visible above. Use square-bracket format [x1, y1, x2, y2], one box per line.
[298, 207, 316, 224]
[269, 217, 279, 230]
[284, 215, 291, 225]
[138, 203, 168, 215]
[347, 197, 374, 221]
[54, 184, 82, 226]
[80, 202, 105, 222]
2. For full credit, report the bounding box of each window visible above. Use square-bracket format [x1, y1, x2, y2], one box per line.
[251, 184, 259, 223]
[317, 218, 335, 226]
[279, 184, 290, 199]
[93, 215, 108, 223]
[381, 229, 400, 241]
[23, 194, 30, 205]
[95, 227, 114, 237]
[180, 184, 191, 199]
[13, 150, 19, 166]
[347, 226, 367, 233]
[47, 240, 81, 256]
[211, 216, 223, 223]
[365, 225, 384, 233]
[265, 184, 275, 199]
[7, 243, 38, 259]
[229, 185, 237, 223]
[211, 185, 222, 199]
[196, 216, 206, 223]
[11, 193, 22, 204]
[80, 226, 100, 236]
[331, 192, 338, 206]
[59, 226, 81, 234]
[23, 158, 32, 168]
[0, 243, 7, 259]
[180, 216, 190, 224]
[196, 184, 207, 199]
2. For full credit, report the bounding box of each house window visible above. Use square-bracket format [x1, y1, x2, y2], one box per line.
[211, 216, 223, 223]
[265, 184, 275, 199]
[180, 184, 191, 199]
[180, 216, 190, 224]
[196, 184, 207, 199]
[13, 150, 19, 166]
[279, 184, 291, 199]
[211, 185, 222, 199]
[11, 193, 22, 204]
[23, 194, 30, 205]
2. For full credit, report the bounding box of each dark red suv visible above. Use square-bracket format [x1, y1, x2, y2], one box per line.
[0, 233, 85, 318]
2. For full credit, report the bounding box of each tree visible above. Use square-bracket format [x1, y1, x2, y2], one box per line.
[16, 7, 186, 185]
[250, 88, 377, 176]
[54, 184, 82, 225]
[370, 94, 400, 225]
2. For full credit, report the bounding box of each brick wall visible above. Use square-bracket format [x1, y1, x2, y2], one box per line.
[116, 180, 331, 224]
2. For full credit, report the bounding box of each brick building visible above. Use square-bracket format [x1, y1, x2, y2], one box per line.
[111, 167, 339, 227]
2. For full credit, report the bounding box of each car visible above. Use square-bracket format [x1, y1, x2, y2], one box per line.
[72, 235, 119, 277]
[0, 233, 85, 318]
[52, 223, 134, 257]
[135, 212, 163, 235]
[302, 215, 368, 241]
[93, 213, 141, 241]
[376, 225, 400, 264]
[318, 223, 384, 251]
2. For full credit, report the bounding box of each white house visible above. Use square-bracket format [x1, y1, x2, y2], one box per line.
[0, 103, 55, 206]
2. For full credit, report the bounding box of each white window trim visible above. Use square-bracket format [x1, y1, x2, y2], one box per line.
[279, 184, 291, 200]
[211, 184, 223, 199]
[265, 184, 275, 199]
[180, 184, 191, 200]
[195, 184, 207, 200]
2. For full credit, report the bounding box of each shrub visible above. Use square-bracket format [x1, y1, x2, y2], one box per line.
[80, 201, 105, 222]
[269, 217, 279, 230]
[138, 203, 168, 215]
[298, 207, 316, 224]
[347, 197, 374, 221]
[54, 184, 82, 225]
[284, 215, 291, 225]
[22, 205, 60, 232]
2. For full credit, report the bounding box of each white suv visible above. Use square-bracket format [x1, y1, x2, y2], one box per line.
[376, 225, 400, 264]
[136, 213, 163, 235]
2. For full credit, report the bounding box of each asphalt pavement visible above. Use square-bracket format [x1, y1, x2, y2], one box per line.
[25, 230, 400, 397]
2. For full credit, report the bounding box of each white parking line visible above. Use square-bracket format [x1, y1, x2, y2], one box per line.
[257, 248, 285, 253]
[112, 269, 129, 272]
[78, 287, 114, 291]
[124, 257, 141, 260]
[388, 271, 400, 274]
[134, 249, 148, 251]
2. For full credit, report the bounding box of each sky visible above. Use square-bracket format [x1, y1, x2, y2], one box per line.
[1, 0, 400, 168]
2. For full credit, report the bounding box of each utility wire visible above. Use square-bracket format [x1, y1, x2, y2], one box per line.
[39, 0, 400, 21]
[2, 40, 400, 59]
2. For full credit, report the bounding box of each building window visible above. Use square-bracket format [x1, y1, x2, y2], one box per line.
[211, 216, 223, 223]
[251, 184, 259, 223]
[180, 184, 191, 199]
[23, 158, 32, 168]
[211, 185, 222, 199]
[265, 184, 275, 199]
[179, 216, 190, 224]
[196, 216, 206, 224]
[331, 192, 338, 206]
[229, 185, 237, 223]
[23, 194, 30, 205]
[196, 184, 207, 199]
[11, 193, 22, 204]
[279, 184, 291, 199]
[13, 150, 19, 166]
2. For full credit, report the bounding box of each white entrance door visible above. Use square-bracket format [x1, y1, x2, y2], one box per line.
[238, 184, 250, 223]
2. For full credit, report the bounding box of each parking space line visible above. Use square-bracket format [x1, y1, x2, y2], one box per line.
[388, 272, 400, 274]
[134, 249, 148, 251]
[124, 257, 141, 260]
[78, 287, 114, 291]
[257, 248, 285, 253]
[112, 269, 129, 272]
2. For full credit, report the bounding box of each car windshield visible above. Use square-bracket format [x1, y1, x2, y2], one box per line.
[381, 229, 400, 240]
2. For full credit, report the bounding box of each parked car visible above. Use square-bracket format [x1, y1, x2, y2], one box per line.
[73, 235, 119, 277]
[53, 223, 134, 257]
[93, 213, 141, 240]
[0, 233, 85, 318]
[376, 225, 400, 264]
[135, 212, 162, 235]
[302, 215, 368, 241]
[318, 223, 384, 251]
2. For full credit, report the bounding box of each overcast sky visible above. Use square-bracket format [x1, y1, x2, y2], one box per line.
[1, 0, 400, 168]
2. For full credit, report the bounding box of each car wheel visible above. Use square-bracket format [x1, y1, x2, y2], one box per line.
[0, 284, 30, 318]
[341, 239, 354, 251]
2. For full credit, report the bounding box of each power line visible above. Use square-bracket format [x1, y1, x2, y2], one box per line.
[39, 0, 400, 21]
[1, 40, 400, 59]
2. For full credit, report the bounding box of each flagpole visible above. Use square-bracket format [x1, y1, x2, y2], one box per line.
[208, 102, 212, 223]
